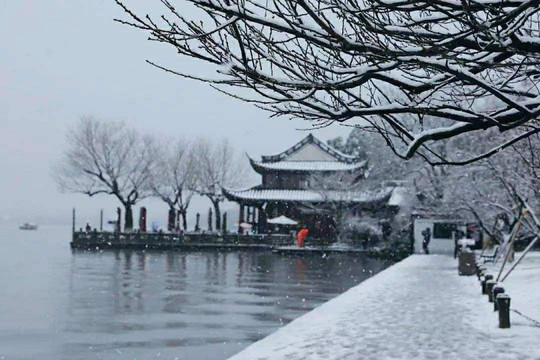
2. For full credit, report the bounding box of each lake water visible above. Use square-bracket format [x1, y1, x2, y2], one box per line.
[0, 226, 391, 360]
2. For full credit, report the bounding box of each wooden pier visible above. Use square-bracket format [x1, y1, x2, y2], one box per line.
[71, 231, 294, 250]
[70, 231, 383, 256]
[69, 207, 385, 254]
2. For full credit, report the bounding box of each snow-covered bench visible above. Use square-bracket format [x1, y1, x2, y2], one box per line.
[480, 245, 499, 263]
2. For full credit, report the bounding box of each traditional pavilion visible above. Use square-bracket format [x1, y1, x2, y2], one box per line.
[224, 134, 396, 238]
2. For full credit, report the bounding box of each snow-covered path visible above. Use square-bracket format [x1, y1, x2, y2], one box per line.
[229, 255, 540, 360]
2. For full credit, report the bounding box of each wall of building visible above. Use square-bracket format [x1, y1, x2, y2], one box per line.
[263, 173, 310, 189]
[284, 143, 338, 161]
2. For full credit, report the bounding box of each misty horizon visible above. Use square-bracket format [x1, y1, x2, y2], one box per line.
[0, 1, 351, 228]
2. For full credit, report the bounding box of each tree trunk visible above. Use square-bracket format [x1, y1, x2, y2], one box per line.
[124, 204, 133, 231]
[214, 201, 221, 232]
[195, 213, 200, 231]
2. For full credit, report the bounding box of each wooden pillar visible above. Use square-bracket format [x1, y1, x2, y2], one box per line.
[72, 208, 76, 234]
[253, 207, 258, 233]
[258, 206, 266, 234]
[222, 212, 228, 233]
[100, 209, 103, 231]
[208, 207, 213, 232]
[139, 207, 147, 232]
[239, 204, 245, 233]
[116, 207, 122, 233]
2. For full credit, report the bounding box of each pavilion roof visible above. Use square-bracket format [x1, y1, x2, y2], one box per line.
[249, 158, 367, 173]
[267, 215, 298, 225]
[223, 187, 391, 204]
[259, 134, 360, 163]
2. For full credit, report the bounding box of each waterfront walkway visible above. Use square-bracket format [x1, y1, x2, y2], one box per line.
[229, 255, 540, 360]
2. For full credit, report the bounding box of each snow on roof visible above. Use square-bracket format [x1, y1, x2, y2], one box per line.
[387, 187, 409, 206]
[261, 134, 359, 163]
[224, 188, 391, 203]
[267, 215, 298, 225]
[228, 254, 540, 360]
[251, 159, 367, 172]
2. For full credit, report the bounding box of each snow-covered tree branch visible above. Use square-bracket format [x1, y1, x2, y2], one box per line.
[116, 0, 540, 164]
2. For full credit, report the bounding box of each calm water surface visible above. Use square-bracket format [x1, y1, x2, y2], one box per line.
[0, 226, 391, 360]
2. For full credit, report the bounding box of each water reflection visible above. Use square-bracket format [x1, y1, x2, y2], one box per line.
[0, 227, 390, 360]
[63, 249, 389, 360]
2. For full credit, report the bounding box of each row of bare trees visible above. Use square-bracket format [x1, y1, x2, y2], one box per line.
[54, 117, 248, 230]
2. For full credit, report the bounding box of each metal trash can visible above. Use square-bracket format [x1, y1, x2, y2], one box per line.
[458, 251, 476, 276]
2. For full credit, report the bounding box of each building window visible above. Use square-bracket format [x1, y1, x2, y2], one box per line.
[299, 179, 309, 189]
[433, 222, 457, 239]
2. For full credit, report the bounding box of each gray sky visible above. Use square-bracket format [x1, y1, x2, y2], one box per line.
[0, 0, 350, 227]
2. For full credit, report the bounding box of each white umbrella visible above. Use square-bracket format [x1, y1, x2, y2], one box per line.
[239, 222, 253, 229]
[267, 215, 298, 225]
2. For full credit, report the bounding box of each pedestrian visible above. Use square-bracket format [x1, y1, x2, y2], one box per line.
[297, 227, 309, 248]
[85, 222, 91, 232]
[421, 227, 431, 254]
[454, 229, 465, 259]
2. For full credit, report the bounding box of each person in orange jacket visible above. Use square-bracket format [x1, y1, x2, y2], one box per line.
[297, 228, 309, 248]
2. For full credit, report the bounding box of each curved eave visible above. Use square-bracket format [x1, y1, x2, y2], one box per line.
[249, 156, 268, 175]
[222, 187, 266, 205]
[223, 187, 392, 207]
[249, 157, 367, 175]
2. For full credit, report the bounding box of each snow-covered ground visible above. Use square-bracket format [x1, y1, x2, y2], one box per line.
[229, 254, 540, 360]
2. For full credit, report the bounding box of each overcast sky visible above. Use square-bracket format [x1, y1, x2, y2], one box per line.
[0, 0, 351, 228]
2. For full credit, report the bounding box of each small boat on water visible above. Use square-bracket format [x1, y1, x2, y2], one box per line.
[19, 223, 38, 231]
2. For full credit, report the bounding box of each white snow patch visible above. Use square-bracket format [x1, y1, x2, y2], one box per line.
[228, 254, 540, 360]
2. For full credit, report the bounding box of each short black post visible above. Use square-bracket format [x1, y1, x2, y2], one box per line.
[497, 294, 511, 328]
[476, 266, 486, 280]
[493, 286, 505, 311]
[487, 280, 496, 302]
[482, 274, 493, 294]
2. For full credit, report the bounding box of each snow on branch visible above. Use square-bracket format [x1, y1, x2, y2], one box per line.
[115, 0, 540, 164]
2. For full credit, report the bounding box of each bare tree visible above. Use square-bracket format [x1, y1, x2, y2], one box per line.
[149, 138, 197, 230]
[54, 117, 154, 230]
[115, 0, 540, 165]
[193, 138, 249, 231]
